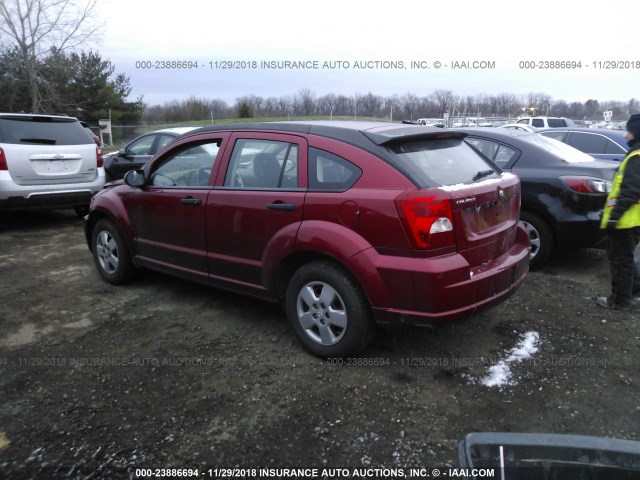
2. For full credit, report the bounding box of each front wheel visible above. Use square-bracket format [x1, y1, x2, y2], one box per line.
[91, 218, 137, 284]
[285, 261, 375, 358]
[520, 211, 553, 268]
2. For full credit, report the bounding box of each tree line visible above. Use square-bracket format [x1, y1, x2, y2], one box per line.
[143, 89, 640, 124]
[0, 47, 143, 124]
[0, 0, 142, 125]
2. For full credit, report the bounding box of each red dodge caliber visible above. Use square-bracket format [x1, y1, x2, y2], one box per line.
[85, 121, 529, 357]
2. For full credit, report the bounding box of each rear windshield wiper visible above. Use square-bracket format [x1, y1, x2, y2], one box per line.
[20, 138, 57, 144]
[473, 169, 495, 181]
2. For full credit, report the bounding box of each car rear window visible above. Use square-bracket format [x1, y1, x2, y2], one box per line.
[387, 137, 500, 188]
[0, 116, 92, 145]
[520, 133, 594, 163]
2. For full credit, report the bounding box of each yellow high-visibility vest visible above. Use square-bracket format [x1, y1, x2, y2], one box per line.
[601, 150, 640, 229]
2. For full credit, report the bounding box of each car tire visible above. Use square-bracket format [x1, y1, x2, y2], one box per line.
[91, 218, 137, 284]
[285, 261, 375, 358]
[520, 211, 553, 269]
[74, 206, 89, 218]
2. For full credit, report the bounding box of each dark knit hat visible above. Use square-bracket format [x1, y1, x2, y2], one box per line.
[627, 113, 640, 138]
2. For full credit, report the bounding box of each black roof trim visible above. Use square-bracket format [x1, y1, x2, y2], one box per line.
[185, 121, 465, 148]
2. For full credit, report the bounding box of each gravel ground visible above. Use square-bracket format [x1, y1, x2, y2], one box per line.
[0, 210, 639, 479]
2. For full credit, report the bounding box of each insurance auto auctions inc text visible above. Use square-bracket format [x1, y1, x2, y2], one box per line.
[197, 467, 497, 478]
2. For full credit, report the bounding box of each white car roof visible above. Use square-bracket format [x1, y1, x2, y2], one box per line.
[153, 127, 199, 135]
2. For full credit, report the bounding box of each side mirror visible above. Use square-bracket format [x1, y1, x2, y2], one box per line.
[124, 169, 145, 188]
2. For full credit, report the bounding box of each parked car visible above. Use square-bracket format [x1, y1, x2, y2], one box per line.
[0, 113, 105, 216]
[499, 124, 539, 132]
[103, 127, 198, 181]
[85, 121, 530, 357]
[453, 128, 619, 267]
[538, 127, 628, 161]
[514, 116, 576, 128]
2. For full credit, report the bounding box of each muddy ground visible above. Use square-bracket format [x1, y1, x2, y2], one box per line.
[0, 210, 638, 479]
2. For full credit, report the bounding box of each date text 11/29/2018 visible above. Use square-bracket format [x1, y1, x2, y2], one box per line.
[519, 60, 640, 69]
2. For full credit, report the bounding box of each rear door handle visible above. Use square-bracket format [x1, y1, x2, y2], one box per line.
[180, 197, 202, 206]
[267, 202, 296, 211]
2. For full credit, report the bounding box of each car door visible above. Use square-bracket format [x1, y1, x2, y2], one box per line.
[565, 132, 609, 160]
[205, 133, 307, 297]
[564, 132, 627, 162]
[108, 133, 160, 180]
[124, 136, 227, 282]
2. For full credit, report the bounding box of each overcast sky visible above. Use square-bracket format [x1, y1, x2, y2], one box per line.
[95, 0, 640, 107]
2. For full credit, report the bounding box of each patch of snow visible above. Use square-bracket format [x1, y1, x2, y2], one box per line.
[469, 331, 540, 388]
[441, 172, 518, 192]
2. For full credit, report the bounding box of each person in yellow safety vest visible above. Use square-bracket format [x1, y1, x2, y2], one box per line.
[597, 113, 640, 310]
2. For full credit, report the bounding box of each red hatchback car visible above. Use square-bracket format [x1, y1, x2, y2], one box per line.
[85, 121, 529, 357]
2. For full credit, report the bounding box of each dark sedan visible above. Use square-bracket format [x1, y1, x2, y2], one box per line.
[454, 128, 619, 267]
[538, 127, 628, 161]
[103, 127, 197, 181]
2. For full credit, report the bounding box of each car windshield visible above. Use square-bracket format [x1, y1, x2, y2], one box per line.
[521, 134, 594, 163]
[387, 137, 500, 188]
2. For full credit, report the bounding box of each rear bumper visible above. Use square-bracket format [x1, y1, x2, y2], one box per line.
[354, 224, 530, 326]
[554, 211, 607, 250]
[0, 171, 105, 211]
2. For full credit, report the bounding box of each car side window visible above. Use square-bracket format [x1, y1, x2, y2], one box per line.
[547, 119, 567, 127]
[540, 130, 566, 141]
[156, 134, 177, 153]
[127, 135, 156, 155]
[566, 132, 607, 154]
[308, 148, 362, 191]
[465, 138, 517, 167]
[224, 139, 299, 189]
[532, 119, 544, 127]
[494, 145, 518, 167]
[604, 139, 627, 155]
[465, 138, 498, 161]
[150, 140, 221, 188]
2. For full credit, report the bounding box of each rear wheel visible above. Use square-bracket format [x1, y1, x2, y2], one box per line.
[285, 261, 375, 358]
[91, 218, 137, 284]
[520, 211, 553, 268]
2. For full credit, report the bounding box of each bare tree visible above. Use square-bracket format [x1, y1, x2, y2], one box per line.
[296, 88, 316, 116]
[402, 92, 418, 120]
[0, 0, 101, 112]
[431, 89, 453, 115]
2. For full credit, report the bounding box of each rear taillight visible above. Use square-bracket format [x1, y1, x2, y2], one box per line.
[560, 176, 610, 194]
[0, 147, 7, 170]
[395, 190, 455, 249]
[96, 146, 103, 168]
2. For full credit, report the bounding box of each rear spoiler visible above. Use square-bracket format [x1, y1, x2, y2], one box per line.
[363, 127, 467, 146]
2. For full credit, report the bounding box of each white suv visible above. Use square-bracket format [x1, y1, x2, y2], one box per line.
[515, 116, 576, 128]
[0, 113, 105, 215]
